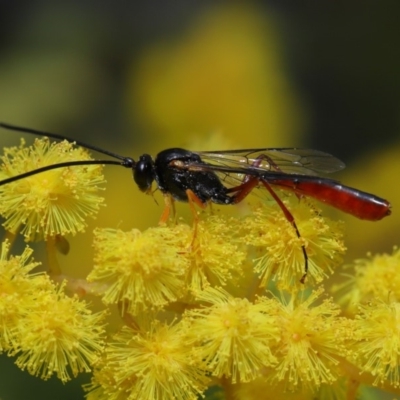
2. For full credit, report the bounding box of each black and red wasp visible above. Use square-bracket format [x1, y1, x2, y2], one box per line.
[0, 122, 391, 282]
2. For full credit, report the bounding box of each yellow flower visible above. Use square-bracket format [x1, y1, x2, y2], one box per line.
[184, 287, 278, 383]
[88, 226, 189, 315]
[0, 240, 46, 351]
[0, 240, 105, 381]
[353, 300, 400, 387]
[242, 198, 346, 290]
[86, 319, 209, 400]
[186, 214, 246, 292]
[262, 288, 352, 391]
[0, 138, 105, 241]
[15, 282, 106, 382]
[332, 247, 400, 313]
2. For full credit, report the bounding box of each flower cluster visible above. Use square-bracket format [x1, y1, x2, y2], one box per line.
[0, 241, 106, 381]
[0, 136, 397, 400]
[0, 138, 105, 241]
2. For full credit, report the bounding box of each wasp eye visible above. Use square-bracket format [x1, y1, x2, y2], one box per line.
[134, 154, 154, 192]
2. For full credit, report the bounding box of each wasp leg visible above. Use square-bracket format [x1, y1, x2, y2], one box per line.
[226, 172, 308, 284]
[159, 194, 176, 224]
[226, 153, 273, 200]
[260, 179, 308, 283]
[227, 176, 259, 203]
[186, 189, 207, 246]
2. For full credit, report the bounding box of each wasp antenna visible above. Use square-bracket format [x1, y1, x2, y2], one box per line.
[0, 122, 128, 162]
[0, 159, 127, 187]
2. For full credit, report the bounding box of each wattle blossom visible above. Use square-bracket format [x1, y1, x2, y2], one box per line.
[0, 133, 395, 400]
[0, 138, 105, 241]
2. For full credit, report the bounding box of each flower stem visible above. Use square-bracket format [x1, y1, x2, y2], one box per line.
[46, 236, 62, 275]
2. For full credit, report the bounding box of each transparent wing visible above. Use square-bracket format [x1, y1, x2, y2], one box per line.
[197, 148, 345, 175]
[185, 148, 345, 190]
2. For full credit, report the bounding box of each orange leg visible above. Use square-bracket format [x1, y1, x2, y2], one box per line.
[227, 176, 259, 204]
[186, 189, 207, 246]
[260, 179, 308, 284]
[186, 189, 207, 213]
[159, 194, 176, 224]
[227, 175, 308, 283]
[159, 189, 206, 233]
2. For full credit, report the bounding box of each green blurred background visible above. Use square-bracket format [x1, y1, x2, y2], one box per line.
[0, 1, 399, 399]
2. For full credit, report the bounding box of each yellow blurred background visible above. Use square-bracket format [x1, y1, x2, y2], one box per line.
[0, 2, 399, 399]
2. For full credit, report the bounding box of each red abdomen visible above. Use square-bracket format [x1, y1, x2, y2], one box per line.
[271, 178, 391, 221]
